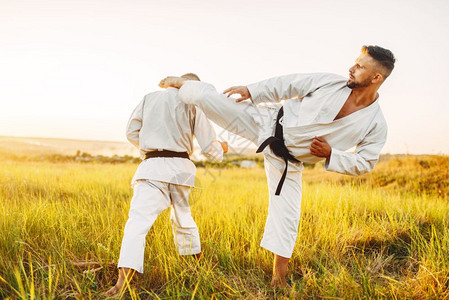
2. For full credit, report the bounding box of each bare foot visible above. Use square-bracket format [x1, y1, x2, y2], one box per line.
[103, 268, 136, 298]
[104, 284, 123, 298]
[271, 277, 300, 298]
[270, 254, 290, 289]
[270, 275, 290, 290]
[159, 76, 187, 89]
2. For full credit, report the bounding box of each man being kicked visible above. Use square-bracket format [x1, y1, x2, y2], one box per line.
[159, 46, 395, 289]
[105, 73, 228, 296]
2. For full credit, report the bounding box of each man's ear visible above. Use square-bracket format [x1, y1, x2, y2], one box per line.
[372, 73, 383, 84]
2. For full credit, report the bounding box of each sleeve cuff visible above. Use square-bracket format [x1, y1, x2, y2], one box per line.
[324, 148, 343, 172]
[246, 83, 261, 105]
[201, 140, 224, 162]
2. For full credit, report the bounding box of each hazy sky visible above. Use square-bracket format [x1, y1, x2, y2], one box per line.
[1, 0, 448, 154]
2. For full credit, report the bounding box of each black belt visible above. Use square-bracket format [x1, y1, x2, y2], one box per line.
[145, 150, 190, 160]
[256, 107, 300, 195]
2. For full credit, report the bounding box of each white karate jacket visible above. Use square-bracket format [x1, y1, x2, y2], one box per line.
[247, 73, 388, 176]
[126, 87, 223, 187]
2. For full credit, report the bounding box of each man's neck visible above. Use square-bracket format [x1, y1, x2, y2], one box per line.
[349, 86, 380, 107]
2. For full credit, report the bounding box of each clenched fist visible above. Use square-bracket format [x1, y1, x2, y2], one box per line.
[310, 137, 331, 160]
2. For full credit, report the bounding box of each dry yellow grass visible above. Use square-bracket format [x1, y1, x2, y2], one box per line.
[0, 155, 448, 299]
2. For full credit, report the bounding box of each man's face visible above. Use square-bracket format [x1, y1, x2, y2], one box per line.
[347, 53, 378, 89]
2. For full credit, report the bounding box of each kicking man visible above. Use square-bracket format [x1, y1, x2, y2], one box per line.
[159, 45, 395, 289]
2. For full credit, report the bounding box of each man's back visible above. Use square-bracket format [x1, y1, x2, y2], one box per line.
[127, 88, 196, 155]
[126, 87, 223, 187]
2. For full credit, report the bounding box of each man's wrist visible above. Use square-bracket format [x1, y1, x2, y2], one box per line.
[326, 148, 332, 161]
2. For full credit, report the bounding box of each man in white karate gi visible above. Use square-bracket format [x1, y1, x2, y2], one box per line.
[105, 73, 228, 296]
[158, 45, 395, 289]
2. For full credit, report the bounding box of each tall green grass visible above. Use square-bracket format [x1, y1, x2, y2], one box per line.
[0, 156, 448, 299]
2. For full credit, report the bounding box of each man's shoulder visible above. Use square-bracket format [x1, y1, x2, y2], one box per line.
[144, 88, 172, 97]
[312, 72, 347, 83]
[143, 88, 180, 101]
[302, 73, 347, 93]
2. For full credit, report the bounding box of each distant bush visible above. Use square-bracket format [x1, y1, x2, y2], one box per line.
[303, 155, 449, 199]
[1, 151, 266, 167]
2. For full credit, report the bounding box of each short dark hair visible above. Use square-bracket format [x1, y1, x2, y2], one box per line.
[362, 45, 396, 78]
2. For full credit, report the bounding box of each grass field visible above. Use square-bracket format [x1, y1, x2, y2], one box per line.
[0, 155, 448, 299]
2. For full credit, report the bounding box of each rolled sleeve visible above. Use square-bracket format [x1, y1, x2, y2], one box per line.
[325, 121, 387, 176]
[325, 148, 376, 175]
[201, 140, 224, 162]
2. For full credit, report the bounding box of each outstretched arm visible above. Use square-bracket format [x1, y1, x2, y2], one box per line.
[246, 73, 338, 105]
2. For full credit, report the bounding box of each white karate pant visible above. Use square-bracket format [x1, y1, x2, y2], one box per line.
[179, 82, 303, 258]
[261, 152, 303, 258]
[118, 179, 200, 273]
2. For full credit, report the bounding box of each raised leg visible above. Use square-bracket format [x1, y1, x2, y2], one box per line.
[160, 77, 274, 145]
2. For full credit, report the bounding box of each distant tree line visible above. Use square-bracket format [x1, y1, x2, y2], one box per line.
[6, 150, 319, 168]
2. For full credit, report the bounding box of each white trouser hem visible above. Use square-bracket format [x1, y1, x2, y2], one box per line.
[260, 240, 293, 259]
[178, 247, 201, 256]
[117, 261, 144, 274]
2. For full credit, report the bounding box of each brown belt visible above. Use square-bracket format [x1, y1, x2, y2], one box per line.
[145, 150, 190, 160]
